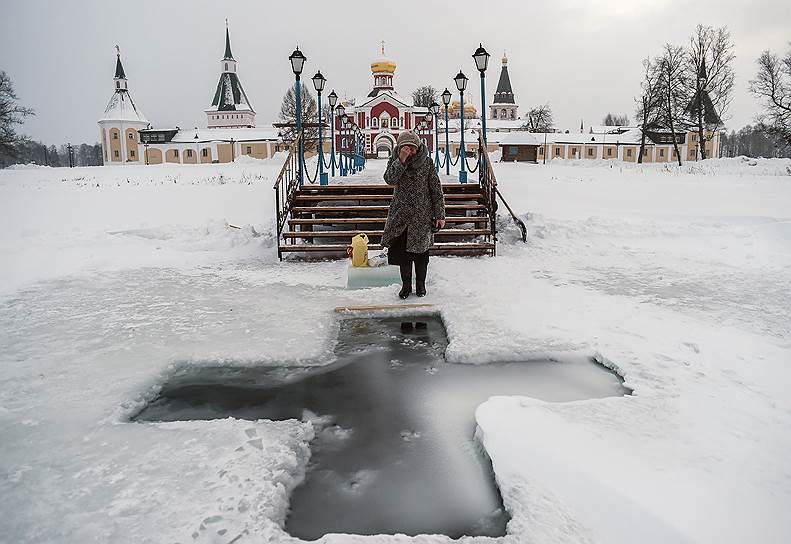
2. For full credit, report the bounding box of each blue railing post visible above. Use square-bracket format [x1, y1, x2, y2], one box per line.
[318, 91, 327, 185]
[295, 77, 304, 187]
[459, 90, 467, 184]
[434, 114, 440, 172]
[330, 110, 336, 177]
[444, 106, 450, 176]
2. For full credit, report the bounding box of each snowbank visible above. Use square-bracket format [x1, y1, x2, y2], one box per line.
[546, 155, 791, 177]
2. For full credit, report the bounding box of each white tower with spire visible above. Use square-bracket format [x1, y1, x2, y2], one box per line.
[489, 52, 519, 121]
[205, 21, 255, 129]
[98, 46, 149, 165]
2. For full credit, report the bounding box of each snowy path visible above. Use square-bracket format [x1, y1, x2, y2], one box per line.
[1, 157, 791, 543]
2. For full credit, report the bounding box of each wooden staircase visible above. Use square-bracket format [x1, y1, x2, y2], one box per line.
[277, 183, 495, 259]
[273, 131, 526, 260]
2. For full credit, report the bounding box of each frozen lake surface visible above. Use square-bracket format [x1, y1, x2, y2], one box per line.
[135, 316, 629, 539]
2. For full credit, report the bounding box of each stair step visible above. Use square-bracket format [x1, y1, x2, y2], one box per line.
[293, 193, 484, 202]
[281, 229, 491, 239]
[279, 242, 495, 253]
[290, 204, 487, 214]
[296, 183, 482, 193]
[288, 216, 489, 226]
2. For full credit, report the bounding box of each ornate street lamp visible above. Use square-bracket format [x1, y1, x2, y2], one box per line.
[353, 125, 363, 172]
[473, 43, 490, 144]
[430, 101, 440, 171]
[423, 114, 433, 157]
[328, 90, 338, 176]
[312, 70, 327, 185]
[347, 117, 357, 173]
[441, 88, 452, 175]
[288, 47, 307, 185]
[455, 71, 469, 183]
[342, 115, 353, 176]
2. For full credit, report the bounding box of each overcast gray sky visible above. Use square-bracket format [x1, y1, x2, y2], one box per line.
[1, 0, 789, 144]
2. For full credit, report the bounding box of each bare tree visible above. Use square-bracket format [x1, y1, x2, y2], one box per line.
[635, 57, 664, 163]
[603, 113, 630, 126]
[412, 85, 438, 108]
[749, 45, 791, 147]
[658, 44, 689, 166]
[0, 71, 35, 165]
[278, 82, 318, 150]
[721, 124, 791, 158]
[685, 24, 735, 159]
[520, 104, 554, 132]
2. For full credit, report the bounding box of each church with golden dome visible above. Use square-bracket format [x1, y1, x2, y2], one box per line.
[336, 44, 433, 157]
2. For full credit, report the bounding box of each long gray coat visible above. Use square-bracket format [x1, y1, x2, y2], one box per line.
[381, 143, 446, 254]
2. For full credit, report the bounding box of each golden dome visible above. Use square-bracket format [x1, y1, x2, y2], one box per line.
[371, 41, 396, 74]
[449, 100, 477, 115]
[371, 59, 396, 73]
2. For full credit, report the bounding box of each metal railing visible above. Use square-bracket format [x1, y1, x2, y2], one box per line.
[477, 131, 528, 252]
[273, 134, 301, 260]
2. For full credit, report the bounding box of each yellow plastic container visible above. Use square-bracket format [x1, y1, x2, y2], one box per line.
[351, 233, 369, 267]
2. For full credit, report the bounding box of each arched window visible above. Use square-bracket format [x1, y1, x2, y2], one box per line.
[372, 118, 378, 128]
[116, 81, 120, 89]
[501, 109, 507, 118]
[382, 118, 389, 128]
[225, 63, 228, 71]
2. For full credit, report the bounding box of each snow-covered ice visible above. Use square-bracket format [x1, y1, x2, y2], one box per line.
[1, 155, 790, 543]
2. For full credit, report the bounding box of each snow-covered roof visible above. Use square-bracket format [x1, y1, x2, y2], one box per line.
[168, 126, 280, 143]
[100, 90, 148, 124]
[500, 128, 646, 146]
[206, 72, 254, 113]
[447, 129, 510, 144]
[440, 118, 524, 131]
[499, 132, 542, 146]
[355, 90, 414, 109]
[586, 125, 635, 135]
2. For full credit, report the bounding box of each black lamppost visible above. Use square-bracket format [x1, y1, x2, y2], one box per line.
[288, 47, 306, 185]
[472, 43, 491, 144]
[328, 90, 338, 177]
[454, 71, 469, 183]
[312, 71, 327, 185]
[441, 88, 452, 175]
[144, 143, 149, 165]
[67, 143, 74, 167]
[337, 104, 346, 176]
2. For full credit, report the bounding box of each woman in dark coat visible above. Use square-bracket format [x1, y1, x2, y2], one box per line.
[381, 131, 446, 299]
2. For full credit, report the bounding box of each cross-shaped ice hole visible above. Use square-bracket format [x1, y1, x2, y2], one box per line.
[133, 316, 629, 540]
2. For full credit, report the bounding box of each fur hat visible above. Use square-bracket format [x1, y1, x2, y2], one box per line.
[396, 130, 421, 151]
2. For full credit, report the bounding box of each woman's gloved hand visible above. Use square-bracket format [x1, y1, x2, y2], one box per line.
[399, 144, 417, 164]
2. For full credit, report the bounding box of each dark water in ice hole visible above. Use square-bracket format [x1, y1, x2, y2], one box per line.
[134, 317, 629, 540]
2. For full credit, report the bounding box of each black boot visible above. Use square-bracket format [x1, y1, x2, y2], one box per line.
[415, 253, 428, 297]
[399, 262, 412, 299]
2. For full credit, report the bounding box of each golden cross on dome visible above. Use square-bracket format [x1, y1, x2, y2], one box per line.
[115, 44, 120, 56]
[381, 40, 385, 55]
